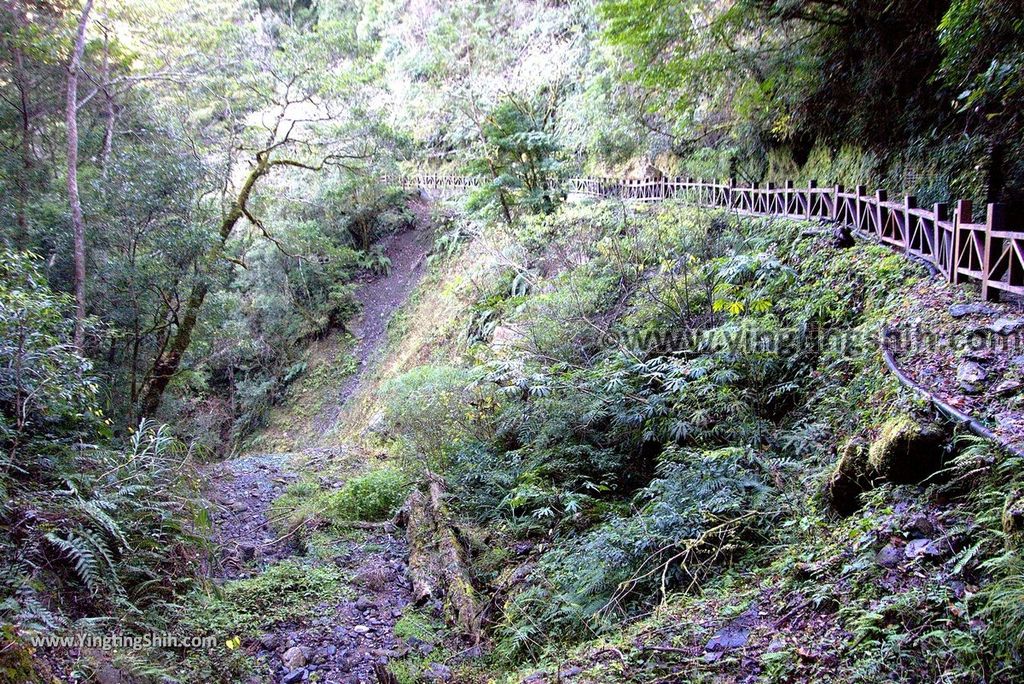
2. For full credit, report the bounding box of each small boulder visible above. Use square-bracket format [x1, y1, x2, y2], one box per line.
[986, 317, 1024, 336]
[705, 625, 750, 651]
[282, 646, 309, 669]
[425, 663, 453, 682]
[949, 302, 998, 319]
[867, 416, 947, 484]
[994, 379, 1022, 397]
[362, 411, 389, 440]
[704, 606, 757, 660]
[964, 347, 995, 363]
[281, 670, 305, 684]
[904, 538, 942, 560]
[832, 224, 854, 248]
[905, 512, 936, 538]
[876, 543, 903, 568]
[957, 360, 988, 393]
[95, 662, 131, 684]
[826, 438, 873, 515]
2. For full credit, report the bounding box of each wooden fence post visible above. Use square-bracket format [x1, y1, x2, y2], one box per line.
[903, 195, 917, 253]
[875, 189, 887, 239]
[982, 203, 1005, 301]
[1007, 204, 1024, 290]
[951, 200, 972, 284]
[854, 185, 866, 231]
[933, 202, 948, 267]
[834, 184, 844, 222]
[784, 180, 794, 216]
[807, 180, 817, 219]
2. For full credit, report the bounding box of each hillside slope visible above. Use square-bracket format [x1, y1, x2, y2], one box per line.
[323, 195, 1024, 682]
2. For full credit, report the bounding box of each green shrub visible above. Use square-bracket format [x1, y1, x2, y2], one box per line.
[464, 94, 566, 220]
[979, 553, 1024, 670]
[207, 560, 346, 623]
[0, 250, 96, 465]
[393, 609, 443, 642]
[324, 467, 409, 522]
[381, 365, 489, 468]
[492, 446, 775, 662]
[0, 253, 207, 678]
[269, 480, 324, 533]
[271, 468, 411, 534]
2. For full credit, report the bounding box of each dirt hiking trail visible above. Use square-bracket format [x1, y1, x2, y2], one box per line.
[201, 198, 435, 683]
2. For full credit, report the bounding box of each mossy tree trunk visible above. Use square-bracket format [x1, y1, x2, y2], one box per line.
[400, 472, 482, 642]
[139, 153, 271, 417]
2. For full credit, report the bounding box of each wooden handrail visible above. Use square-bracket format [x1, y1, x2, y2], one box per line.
[387, 174, 1021, 301]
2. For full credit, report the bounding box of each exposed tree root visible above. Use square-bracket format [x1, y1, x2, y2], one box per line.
[373, 663, 399, 684]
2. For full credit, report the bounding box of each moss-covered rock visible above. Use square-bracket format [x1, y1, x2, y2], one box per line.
[1002, 489, 1024, 550]
[826, 438, 873, 514]
[0, 626, 47, 684]
[867, 416, 947, 484]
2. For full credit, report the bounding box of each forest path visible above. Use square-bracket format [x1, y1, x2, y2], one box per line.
[200, 196, 436, 683]
[311, 197, 435, 439]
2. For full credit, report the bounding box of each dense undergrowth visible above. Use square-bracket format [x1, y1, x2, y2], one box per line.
[0, 253, 210, 681]
[0, 185, 415, 680]
[341, 197, 1024, 681]
[5, 177, 1023, 682]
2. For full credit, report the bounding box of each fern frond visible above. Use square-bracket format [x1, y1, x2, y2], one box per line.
[45, 532, 102, 595]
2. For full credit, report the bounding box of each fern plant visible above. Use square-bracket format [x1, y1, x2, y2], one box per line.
[3, 421, 207, 635]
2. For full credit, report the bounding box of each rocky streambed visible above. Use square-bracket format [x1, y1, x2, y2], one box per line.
[206, 452, 417, 683]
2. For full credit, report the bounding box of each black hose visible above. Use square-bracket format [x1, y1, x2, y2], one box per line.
[848, 225, 1023, 455]
[880, 335, 1024, 459]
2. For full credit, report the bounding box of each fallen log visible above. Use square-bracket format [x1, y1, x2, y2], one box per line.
[398, 472, 482, 642]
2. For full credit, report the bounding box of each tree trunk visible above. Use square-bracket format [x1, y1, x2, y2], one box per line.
[487, 158, 513, 227]
[138, 155, 270, 417]
[99, 29, 117, 176]
[12, 0, 32, 244]
[66, 0, 94, 351]
[399, 472, 481, 642]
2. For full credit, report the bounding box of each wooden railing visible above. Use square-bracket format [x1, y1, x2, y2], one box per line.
[386, 174, 484, 195]
[388, 174, 1021, 301]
